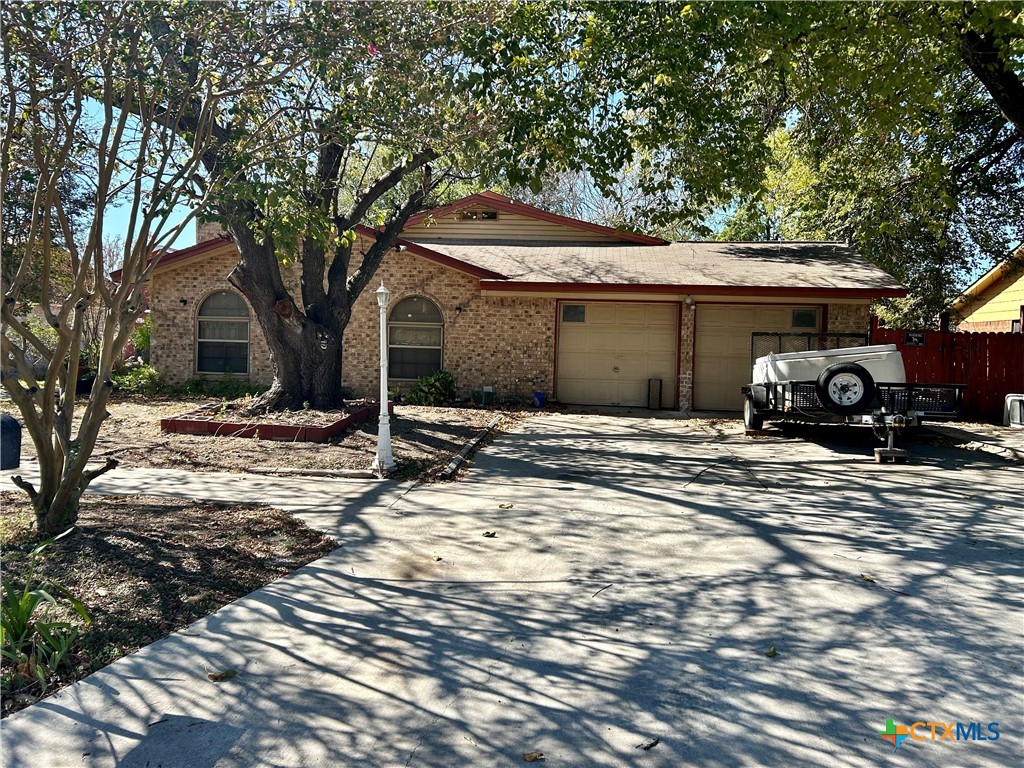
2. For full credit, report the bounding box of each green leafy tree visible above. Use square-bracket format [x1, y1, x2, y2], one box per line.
[482, 2, 1023, 325]
[142, 3, 547, 411]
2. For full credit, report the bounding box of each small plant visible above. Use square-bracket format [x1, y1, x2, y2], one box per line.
[403, 370, 457, 406]
[111, 363, 164, 395]
[1, 538, 91, 698]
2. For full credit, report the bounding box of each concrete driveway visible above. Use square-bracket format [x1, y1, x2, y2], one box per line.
[2, 413, 1021, 767]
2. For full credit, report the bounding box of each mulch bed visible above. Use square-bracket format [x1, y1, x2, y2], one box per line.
[0, 492, 337, 718]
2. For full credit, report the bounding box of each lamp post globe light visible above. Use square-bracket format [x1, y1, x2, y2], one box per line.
[372, 283, 396, 474]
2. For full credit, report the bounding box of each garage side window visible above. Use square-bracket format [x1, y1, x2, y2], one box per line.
[197, 291, 249, 374]
[389, 296, 443, 379]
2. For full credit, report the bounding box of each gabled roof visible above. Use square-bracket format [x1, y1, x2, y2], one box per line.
[352, 225, 505, 279]
[950, 247, 1024, 312]
[404, 190, 666, 245]
[109, 236, 233, 283]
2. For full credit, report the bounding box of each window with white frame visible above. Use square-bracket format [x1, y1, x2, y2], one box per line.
[197, 291, 249, 374]
[389, 296, 443, 379]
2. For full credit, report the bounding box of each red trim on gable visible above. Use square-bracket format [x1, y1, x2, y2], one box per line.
[109, 236, 234, 283]
[352, 225, 508, 279]
[479, 281, 908, 299]
[403, 191, 666, 245]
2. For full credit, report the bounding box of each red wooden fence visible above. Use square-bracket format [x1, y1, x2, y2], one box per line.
[870, 318, 1024, 423]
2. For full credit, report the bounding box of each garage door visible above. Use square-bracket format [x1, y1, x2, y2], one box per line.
[694, 304, 820, 411]
[557, 302, 678, 407]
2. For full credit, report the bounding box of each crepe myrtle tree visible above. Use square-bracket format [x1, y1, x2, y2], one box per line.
[0, 3, 302, 535]
[145, 2, 525, 412]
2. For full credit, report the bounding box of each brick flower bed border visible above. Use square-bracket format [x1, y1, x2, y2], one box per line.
[160, 401, 393, 443]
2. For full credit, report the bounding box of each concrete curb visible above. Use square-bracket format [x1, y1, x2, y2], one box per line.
[246, 467, 380, 479]
[437, 415, 502, 481]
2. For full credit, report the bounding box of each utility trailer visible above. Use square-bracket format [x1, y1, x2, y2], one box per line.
[741, 342, 966, 463]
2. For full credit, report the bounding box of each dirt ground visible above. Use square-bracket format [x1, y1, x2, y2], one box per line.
[8, 397, 524, 480]
[0, 492, 337, 718]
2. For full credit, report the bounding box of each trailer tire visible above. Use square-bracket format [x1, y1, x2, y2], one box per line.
[816, 362, 875, 415]
[743, 396, 764, 431]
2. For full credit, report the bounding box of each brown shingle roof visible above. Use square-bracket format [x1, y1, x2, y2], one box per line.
[418, 240, 904, 292]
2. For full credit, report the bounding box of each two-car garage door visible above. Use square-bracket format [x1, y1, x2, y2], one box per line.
[557, 302, 678, 408]
[555, 301, 821, 411]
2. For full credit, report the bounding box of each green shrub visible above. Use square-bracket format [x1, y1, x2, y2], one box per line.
[403, 370, 457, 406]
[130, 315, 151, 361]
[111, 364, 164, 395]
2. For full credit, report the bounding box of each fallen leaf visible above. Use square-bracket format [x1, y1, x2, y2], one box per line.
[483, 531, 497, 538]
[636, 737, 660, 750]
[765, 646, 777, 658]
[432, 555, 442, 561]
[523, 752, 544, 763]
[860, 573, 875, 583]
[499, 503, 514, 509]
[207, 668, 237, 682]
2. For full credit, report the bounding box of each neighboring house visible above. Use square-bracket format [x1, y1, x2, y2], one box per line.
[127, 191, 905, 411]
[950, 250, 1024, 333]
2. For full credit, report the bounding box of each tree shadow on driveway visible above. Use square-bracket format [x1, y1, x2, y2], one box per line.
[2, 414, 1020, 767]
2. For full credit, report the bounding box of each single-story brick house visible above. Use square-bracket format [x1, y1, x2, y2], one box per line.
[950, 250, 1024, 333]
[134, 191, 906, 411]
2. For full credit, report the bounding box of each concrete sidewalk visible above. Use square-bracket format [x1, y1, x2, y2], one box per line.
[925, 421, 1024, 464]
[1, 414, 1021, 767]
[0, 461, 411, 538]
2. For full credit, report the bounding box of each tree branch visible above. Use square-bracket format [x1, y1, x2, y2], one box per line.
[959, 28, 1024, 138]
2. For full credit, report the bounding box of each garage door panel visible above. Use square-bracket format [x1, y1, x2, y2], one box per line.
[645, 304, 677, 325]
[615, 305, 647, 324]
[646, 329, 678, 350]
[587, 304, 620, 324]
[557, 302, 679, 407]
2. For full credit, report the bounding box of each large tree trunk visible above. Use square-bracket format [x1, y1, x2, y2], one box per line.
[225, 224, 352, 412]
[249, 317, 348, 412]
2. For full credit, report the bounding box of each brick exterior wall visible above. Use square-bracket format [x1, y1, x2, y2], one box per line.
[149, 247, 275, 385]
[826, 303, 872, 334]
[149, 244, 557, 400]
[343, 251, 555, 401]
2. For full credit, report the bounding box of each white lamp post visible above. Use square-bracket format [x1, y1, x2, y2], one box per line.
[372, 283, 396, 474]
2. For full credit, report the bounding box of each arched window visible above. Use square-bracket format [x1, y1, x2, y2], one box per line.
[197, 291, 249, 374]
[389, 296, 443, 379]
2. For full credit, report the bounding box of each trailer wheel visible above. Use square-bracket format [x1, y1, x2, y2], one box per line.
[815, 362, 875, 415]
[743, 396, 764, 431]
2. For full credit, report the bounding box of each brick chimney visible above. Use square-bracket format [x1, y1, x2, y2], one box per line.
[196, 218, 229, 242]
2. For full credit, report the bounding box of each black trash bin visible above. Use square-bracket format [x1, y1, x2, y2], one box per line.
[1, 413, 21, 470]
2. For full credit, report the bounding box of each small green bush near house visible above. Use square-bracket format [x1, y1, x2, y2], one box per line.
[130, 315, 151, 361]
[111, 364, 164, 395]
[403, 370, 458, 406]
